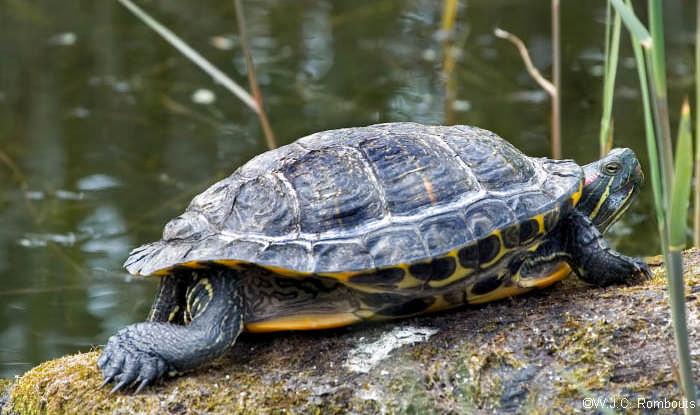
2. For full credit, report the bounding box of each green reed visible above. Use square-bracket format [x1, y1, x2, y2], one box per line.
[610, 0, 697, 410]
[598, 1, 621, 156]
[695, 2, 700, 248]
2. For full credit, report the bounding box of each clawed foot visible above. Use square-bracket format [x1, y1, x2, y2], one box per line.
[98, 324, 170, 394]
[628, 257, 652, 283]
[599, 256, 652, 286]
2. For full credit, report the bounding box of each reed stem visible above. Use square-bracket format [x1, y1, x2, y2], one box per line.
[599, 3, 621, 156]
[234, 0, 277, 150]
[615, 1, 697, 409]
[695, 0, 700, 248]
[550, 0, 561, 159]
[441, 0, 459, 124]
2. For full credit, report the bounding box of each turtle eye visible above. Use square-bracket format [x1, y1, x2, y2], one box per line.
[603, 161, 621, 175]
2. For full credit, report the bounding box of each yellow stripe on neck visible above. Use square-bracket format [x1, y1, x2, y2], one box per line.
[588, 178, 612, 220]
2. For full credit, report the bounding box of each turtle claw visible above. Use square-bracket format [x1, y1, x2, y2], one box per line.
[98, 323, 170, 393]
[628, 257, 652, 284]
[134, 379, 150, 394]
[110, 379, 129, 395]
[637, 259, 652, 279]
[100, 376, 114, 389]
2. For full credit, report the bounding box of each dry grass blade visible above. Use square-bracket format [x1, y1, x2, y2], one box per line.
[494, 26, 560, 159]
[117, 0, 258, 112]
[494, 28, 555, 96]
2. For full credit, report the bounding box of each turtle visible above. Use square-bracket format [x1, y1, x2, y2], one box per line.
[98, 123, 649, 393]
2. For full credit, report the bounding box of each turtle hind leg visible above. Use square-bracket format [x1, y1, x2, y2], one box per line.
[98, 269, 244, 393]
[562, 210, 650, 286]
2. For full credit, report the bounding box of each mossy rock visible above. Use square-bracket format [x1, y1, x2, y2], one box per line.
[4, 250, 700, 414]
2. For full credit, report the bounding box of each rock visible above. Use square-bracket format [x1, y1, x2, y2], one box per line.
[3, 250, 700, 414]
[0, 379, 13, 415]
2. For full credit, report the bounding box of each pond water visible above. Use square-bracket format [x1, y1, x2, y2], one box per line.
[0, 1, 694, 377]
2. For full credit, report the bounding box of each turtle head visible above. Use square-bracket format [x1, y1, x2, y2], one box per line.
[577, 148, 644, 233]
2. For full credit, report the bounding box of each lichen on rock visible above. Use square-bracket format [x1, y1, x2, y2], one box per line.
[3, 249, 700, 414]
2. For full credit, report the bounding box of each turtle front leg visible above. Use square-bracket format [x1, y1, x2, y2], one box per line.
[147, 274, 190, 323]
[98, 271, 244, 393]
[562, 210, 650, 286]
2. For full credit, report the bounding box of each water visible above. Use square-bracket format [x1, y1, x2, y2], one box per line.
[0, 1, 693, 377]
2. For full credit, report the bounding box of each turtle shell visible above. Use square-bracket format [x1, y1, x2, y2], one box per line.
[125, 123, 583, 279]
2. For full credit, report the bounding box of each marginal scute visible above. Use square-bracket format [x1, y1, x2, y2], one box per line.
[457, 244, 479, 269]
[350, 267, 405, 286]
[408, 256, 457, 281]
[540, 159, 582, 199]
[477, 234, 502, 266]
[220, 239, 266, 264]
[365, 227, 427, 265]
[501, 224, 520, 249]
[313, 241, 373, 272]
[418, 213, 472, 256]
[443, 288, 465, 305]
[471, 274, 503, 295]
[505, 190, 550, 218]
[126, 242, 191, 276]
[464, 198, 516, 239]
[177, 238, 254, 266]
[518, 218, 541, 245]
[258, 243, 312, 273]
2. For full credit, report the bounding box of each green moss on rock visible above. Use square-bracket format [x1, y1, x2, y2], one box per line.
[5, 249, 700, 414]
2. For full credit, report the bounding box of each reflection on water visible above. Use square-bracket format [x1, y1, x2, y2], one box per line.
[0, 0, 689, 377]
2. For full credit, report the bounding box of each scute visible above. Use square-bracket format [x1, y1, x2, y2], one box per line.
[358, 133, 478, 215]
[439, 125, 536, 191]
[226, 174, 297, 236]
[282, 147, 384, 234]
[124, 123, 583, 277]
